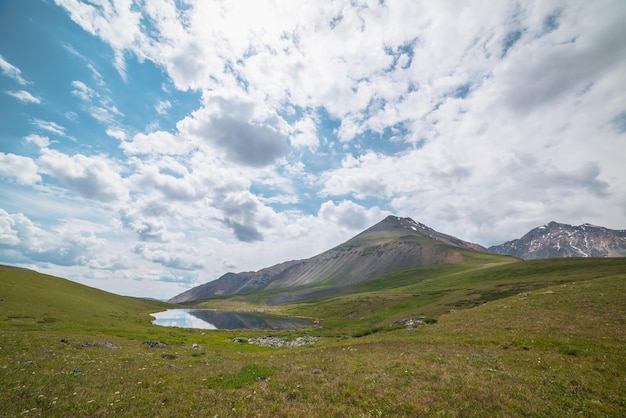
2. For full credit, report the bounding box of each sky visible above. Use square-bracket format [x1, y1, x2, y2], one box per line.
[1, 0, 625, 300]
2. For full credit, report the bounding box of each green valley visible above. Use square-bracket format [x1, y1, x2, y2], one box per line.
[1, 257, 624, 416]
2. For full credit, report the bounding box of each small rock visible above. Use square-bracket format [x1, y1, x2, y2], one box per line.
[79, 341, 120, 349]
[144, 340, 168, 349]
[191, 343, 200, 350]
[97, 342, 120, 349]
[391, 317, 425, 327]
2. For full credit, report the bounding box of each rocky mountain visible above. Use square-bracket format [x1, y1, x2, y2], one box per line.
[169, 215, 487, 304]
[488, 221, 626, 260]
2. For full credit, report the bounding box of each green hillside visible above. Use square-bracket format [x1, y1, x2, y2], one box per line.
[1, 265, 169, 337]
[1, 259, 625, 416]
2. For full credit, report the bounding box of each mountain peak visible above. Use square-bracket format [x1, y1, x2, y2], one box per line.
[385, 215, 429, 229]
[489, 221, 626, 259]
[362, 215, 441, 235]
[169, 215, 486, 304]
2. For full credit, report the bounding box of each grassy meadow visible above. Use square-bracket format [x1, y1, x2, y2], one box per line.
[1, 258, 625, 416]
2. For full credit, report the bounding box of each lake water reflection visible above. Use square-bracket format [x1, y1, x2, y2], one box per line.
[150, 309, 312, 330]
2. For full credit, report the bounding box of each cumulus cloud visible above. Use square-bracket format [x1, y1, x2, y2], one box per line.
[0, 153, 41, 185]
[0, 209, 105, 267]
[38, 149, 128, 203]
[290, 114, 320, 149]
[132, 242, 204, 270]
[180, 97, 289, 167]
[24, 134, 51, 148]
[223, 219, 263, 242]
[131, 164, 201, 201]
[319, 200, 390, 230]
[320, 153, 392, 199]
[105, 128, 127, 141]
[317, 139, 617, 245]
[210, 114, 288, 167]
[119, 206, 183, 243]
[122, 131, 189, 156]
[215, 190, 266, 242]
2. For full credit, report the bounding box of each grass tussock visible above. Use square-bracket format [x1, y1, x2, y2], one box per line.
[1, 259, 625, 416]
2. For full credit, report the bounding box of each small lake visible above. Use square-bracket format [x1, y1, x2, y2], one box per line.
[150, 309, 312, 330]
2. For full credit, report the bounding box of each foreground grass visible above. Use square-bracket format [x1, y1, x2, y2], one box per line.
[1, 261, 625, 416]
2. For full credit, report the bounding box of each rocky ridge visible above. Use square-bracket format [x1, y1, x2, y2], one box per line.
[488, 221, 626, 259]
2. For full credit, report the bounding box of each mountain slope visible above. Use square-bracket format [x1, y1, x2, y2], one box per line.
[169, 260, 300, 303]
[170, 216, 487, 304]
[267, 216, 485, 289]
[488, 221, 626, 259]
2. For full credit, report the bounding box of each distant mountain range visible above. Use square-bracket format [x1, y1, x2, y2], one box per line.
[170, 217, 626, 304]
[488, 221, 626, 259]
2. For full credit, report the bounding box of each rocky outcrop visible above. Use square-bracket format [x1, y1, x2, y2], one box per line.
[243, 335, 320, 348]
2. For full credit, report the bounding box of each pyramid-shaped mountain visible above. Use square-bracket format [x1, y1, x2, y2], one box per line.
[170, 216, 486, 304]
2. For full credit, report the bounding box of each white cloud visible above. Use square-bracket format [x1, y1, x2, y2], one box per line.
[24, 134, 50, 148]
[129, 163, 202, 202]
[319, 200, 390, 231]
[71, 79, 123, 125]
[492, 3, 626, 114]
[0, 54, 28, 85]
[120, 207, 180, 243]
[122, 131, 188, 155]
[0, 153, 41, 185]
[290, 114, 320, 149]
[178, 94, 289, 167]
[0, 209, 105, 267]
[106, 128, 127, 141]
[32, 119, 66, 136]
[155, 99, 171, 115]
[132, 242, 204, 270]
[54, 0, 145, 80]
[71, 80, 96, 101]
[6, 90, 41, 104]
[320, 152, 392, 199]
[38, 149, 128, 203]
